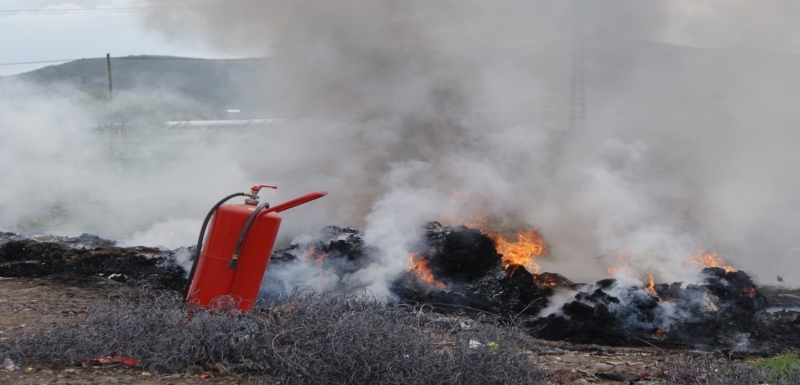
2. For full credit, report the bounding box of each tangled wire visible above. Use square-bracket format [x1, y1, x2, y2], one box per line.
[1, 289, 544, 384]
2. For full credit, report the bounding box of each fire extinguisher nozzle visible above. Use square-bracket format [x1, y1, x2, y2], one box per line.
[228, 256, 239, 269]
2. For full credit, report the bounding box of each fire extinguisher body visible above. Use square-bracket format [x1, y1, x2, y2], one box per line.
[187, 203, 281, 312]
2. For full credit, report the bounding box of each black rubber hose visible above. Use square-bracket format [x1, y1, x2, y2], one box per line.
[183, 192, 247, 300]
[227, 201, 270, 269]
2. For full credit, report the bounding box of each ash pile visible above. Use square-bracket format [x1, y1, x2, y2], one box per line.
[0, 232, 187, 290]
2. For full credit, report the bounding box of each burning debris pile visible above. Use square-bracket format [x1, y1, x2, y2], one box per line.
[267, 222, 799, 352]
[529, 267, 769, 349]
[391, 222, 569, 318]
[262, 226, 377, 296]
[264, 223, 567, 318]
[2, 225, 798, 353]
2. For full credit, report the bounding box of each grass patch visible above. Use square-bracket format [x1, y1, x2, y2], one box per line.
[665, 352, 800, 385]
[754, 352, 800, 383]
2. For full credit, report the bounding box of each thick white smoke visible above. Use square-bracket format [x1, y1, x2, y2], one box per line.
[4, 1, 799, 298]
[133, 0, 800, 292]
[0, 78, 255, 242]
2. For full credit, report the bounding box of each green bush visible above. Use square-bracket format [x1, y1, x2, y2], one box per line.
[754, 352, 800, 383]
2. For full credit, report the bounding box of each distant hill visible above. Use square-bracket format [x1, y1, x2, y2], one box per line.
[8, 40, 800, 123]
[9, 56, 271, 118]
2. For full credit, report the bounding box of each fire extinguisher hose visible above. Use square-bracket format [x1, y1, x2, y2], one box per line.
[183, 192, 247, 300]
[227, 201, 270, 269]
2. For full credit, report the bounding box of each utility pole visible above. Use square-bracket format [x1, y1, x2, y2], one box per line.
[568, 0, 586, 131]
[106, 53, 113, 100]
[106, 53, 116, 158]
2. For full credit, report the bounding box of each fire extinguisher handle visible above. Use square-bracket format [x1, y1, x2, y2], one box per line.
[250, 185, 277, 192]
[245, 185, 278, 205]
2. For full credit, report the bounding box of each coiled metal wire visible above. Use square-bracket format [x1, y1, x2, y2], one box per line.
[2, 289, 544, 384]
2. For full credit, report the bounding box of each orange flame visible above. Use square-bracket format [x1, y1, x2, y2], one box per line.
[607, 263, 632, 276]
[408, 253, 446, 288]
[686, 251, 736, 272]
[742, 287, 756, 297]
[532, 274, 557, 287]
[493, 230, 546, 274]
[299, 247, 328, 263]
[297, 247, 329, 275]
[310, 247, 327, 263]
[449, 190, 471, 204]
[646, 275, 656, 294]
[438, 189, 490, 229]
[607, 251, 635, 276]
[461, 214, 488, 229]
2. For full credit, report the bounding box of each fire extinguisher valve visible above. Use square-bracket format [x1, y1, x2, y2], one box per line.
[244, 184, 277, 205]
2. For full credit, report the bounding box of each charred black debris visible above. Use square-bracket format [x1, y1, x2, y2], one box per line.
[1, 224, 798, 353]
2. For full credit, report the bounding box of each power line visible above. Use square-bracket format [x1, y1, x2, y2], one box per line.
[0, 59, 78, 66]
[0, 56, 268, 67]
[0, 5, 214, 15]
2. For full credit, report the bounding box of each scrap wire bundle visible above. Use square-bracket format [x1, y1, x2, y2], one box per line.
[1, 290, 544, 384]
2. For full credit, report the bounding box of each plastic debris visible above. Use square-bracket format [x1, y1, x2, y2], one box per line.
[469, 340, 483, 349]
[141, 371, 152, 376]
[201, 373, 211, 379]
[487, 342, 500, 351]
[88, 356, 137, 366]
[3, 358, 19, 371]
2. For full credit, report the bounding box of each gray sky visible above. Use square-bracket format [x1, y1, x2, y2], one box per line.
[0, 0, 253, 76]
[6, 1, 800, 76]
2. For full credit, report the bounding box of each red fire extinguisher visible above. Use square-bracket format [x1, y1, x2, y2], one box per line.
[184, 185, 327, 312]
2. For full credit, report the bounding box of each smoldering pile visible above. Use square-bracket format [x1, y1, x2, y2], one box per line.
[0, 232, 187, 290]
[267, 222, 800, 353]
[1, 226, 798, 353]
[528, 267, 769, 349]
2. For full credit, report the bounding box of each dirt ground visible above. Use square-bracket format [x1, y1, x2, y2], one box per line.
[0, 276, 767, 385]
[0, 277, 247, 385]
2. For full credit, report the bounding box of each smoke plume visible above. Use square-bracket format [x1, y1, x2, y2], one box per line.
[6, 1, 800, 297]
[140, 0, 800, 292]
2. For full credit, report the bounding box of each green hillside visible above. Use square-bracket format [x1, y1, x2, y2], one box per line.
[10, 56, 271, 119]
